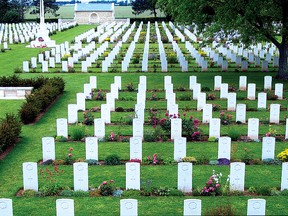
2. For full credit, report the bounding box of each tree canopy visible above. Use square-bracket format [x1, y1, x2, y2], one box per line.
[30, 0, 60, 17]
[158, 0, 288, 79]
[132, 0, 158, 17]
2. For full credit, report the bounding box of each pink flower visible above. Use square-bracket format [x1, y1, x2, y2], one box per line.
[147, 156, 151, 160]
[183, 112, 186, 117]
[165, 112, 169, 116]
[103, 181, 107, 185]
[266, 132, 270, 137]
[207, 180, 212, 184]
[69, 147, 73, 152]
[216, 183, 220, 188]
[110, 180, 114, 183]
[194, 118, 199, 124]
[220, 112, 225, 116]
[68, 153, 72, 157]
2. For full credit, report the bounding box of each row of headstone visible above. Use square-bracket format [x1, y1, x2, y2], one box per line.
[141, 22, 150, 72]
[0, 197, 270, 216]
[22, 161, 288, 195]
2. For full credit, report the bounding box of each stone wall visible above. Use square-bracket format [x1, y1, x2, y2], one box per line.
[75, 11, 114, 24]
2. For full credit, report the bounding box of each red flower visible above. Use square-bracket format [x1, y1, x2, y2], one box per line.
[103, 181, 107, 185]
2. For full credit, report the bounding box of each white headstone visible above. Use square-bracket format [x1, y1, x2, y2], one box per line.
[90, 76, 97, 89]
[130, 137, 142, 160]
[220, 83, 228, 99]
[174, 137, 186, 161]
[164, 76, 172, 90]
[84, 84, 92, 99]
[178, 162, 192, 192]
[183, 199, 201, 216]
[171, 118, 182, 140]
[189, 76, 197, 90]
[229, 162, 245, 191]
[0, 198, 13, 216]
[286, 119, 288, 140]
[23, 61, 29, 72]
[275, 83, 283, 99]
[76, 93, 86, 111]
[262, 60, 268, 72]
[209, 118, 221, 138]
[42, 137, 55, 161]
[270, 104, 280, 124]
[202, 104, 212, 123]
[94, 118, 105, 138]
[236, 104, 246, 123]
[68, 104, 78, 124]
[120, 199, 138, 216]
[218, 137, 231, 160]
[281, 162, 288, 191]
[73, 162, 88, 191]
[214, 76, 222, 91]
[114, 76, 122, 90]
[133, 118, 143, 138]
[227, 93, 237, 111]
[62, 61, 68, 72]
[241, 60, 248, 71]
[42, 61, 48, 72]
[101, 104, 111, 123]
[247, 199, 266, 216]
[197, 93, 206, 111]
[239, 76, 247, 91]
[262, 137, 275, 160]
[56, 199, 74, 216]
[85, 137, 98, 160]
[126, 162, 140, 190]
[248, 118, 259, 140]
[23, 162, 38, 191]
[57, 118, 68, 138]
[247, 83, 256, 100]
[264, 76, 272, 90]
[49, 57, 55, 68]
[257, 93, 267, 109]
[192, 83, 201, 100]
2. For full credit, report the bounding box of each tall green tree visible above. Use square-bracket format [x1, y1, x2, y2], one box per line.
[30, 0, 60, 17]
[132, 0, 158, 17]
[158, 0, 288, 79]
[0, 0, 10, 22]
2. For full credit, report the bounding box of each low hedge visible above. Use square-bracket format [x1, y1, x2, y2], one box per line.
[0, 113, 22, 153]
[18, 77, 65, 124]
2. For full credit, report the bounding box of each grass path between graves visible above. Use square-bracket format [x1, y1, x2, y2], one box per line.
[0, 24, 288, 215]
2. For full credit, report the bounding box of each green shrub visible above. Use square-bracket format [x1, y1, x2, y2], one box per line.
[98, 180, 116, 196]
[196, 154, 210, 165]
[227, 128, 241, 141]
[126, 83, 135, 92]
[22, 189, 37, 197]
[168, 188, 184, 196]
[104, 154, 121, 165]
[55, 136, 68, 142]
[181, 156, 197, 164]
[153, 186, 171, 196]
[122, 189, 141, 197]
[73, 190, 90, 197]
[86, 159, 99, 165]
[70, 125, 85, 141]
[281, 189, 288, 196]
[255, 186, 272, 196]
[0, 113, 22, 152]
[38, 184, 61, 196]
[60, 190, 74, 197]
[19, 102, 40, 124]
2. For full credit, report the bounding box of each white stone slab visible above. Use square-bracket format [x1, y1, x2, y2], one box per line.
[218, 137, 231, 160]
[23, 162, 38, 191]
[101, 104, 111, 124]
[189, 76, 197, 90]
[42, 137, 55, 161]
[130, 137, 142, 160]
[73, 162, 88, 191]
[133, 118, 143, 138]
[171, 118, 182, 140]
[275, 83, 283, 99]
[214, 76, 222, 91]
[174, 137, 186, 161]
[76, 93, 86, 111]
[281, 162, 288, 191]
[178, 162, 192, 193]
[220, 83, 228, 99]
[57, 118, 68, 138]
[262, 137, 275, 160]
[202, 104, 212, 123]
[0, 198, 13, 216]
[227, 93, 236, 111]
[120, 199, 138, 216]
[192, 83, 201, 100]
[247, 83, 256, 100]
[68, 104, 78, 124]
[56, 199, 74, 216]
[94, 118, 105, 138]
[239, 76, 247, 91]
[90, 76, 97, 89]
[247, 199, 266, 216]
[257, 93, 267, 109]
[197, 93, 206, 111]
[264, 76, 272, 90]
[248, 118, 259, 140]
[164, 76, 172, 90]
[270, 104, 280, 124]
[183, 199, 201, 216]
[209, 118, 221, 138]
[126, 162, 140, 190]
[85, 137, 98, 160]
[229, 162, 245, 191]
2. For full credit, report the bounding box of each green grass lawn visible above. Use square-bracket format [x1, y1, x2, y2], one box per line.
[0, 23, 288, 215]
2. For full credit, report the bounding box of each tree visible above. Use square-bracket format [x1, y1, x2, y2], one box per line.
[158, 0, 288, 79]
[132, 0, 158, 18]
[30, 0, 60, 17]
[10, 0, 31, 22]
[0, 0, 10, 22]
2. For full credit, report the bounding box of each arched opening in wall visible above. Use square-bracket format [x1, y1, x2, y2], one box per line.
[89, 13, 99, 23]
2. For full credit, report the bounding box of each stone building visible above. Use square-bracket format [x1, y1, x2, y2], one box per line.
[74, 3, 115, 24]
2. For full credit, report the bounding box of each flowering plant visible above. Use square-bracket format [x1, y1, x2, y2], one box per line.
[220, 112, 233, 125]
[95, 90, 105, 101]
[200, 170, 225, 196]
[143, 154, 162, 165]
[98, 180, 116, 196]
[83, 111, 94, 125]
[207, 93, 216, 100]
[266, 125, 277, 137]
[212, 104, 221, 111]
[64, 147, 74, 165]
[277, 148, 288, 162]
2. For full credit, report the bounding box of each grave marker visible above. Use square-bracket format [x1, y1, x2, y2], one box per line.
[73, 162, 88, 191]
[126, 162, 140, 190]
[120, 199, 138, 216]
[262, 137, 275, 160]
[248, 118, 259, 140]
[42, 137, 55, 161]
[257, 93, 267, 109]
[85, 137, 98, 160]
[281, 162, 288, 191]
[202, 104, 212, 123]
[183, 199, 201, 216]
[68, 104, 78, 124]
[0, 198, 13, 216]
[209, 118, 220, 138]
[178, 162, 192, 192]
[130, 137, 142, 160]
[174, 137, 187, 161]
[247, 199, 266, 216]
[57, 118, 68, 138]
[270, 104, 280, 124]
[94, 118, 105, 138]
[56, 199, 74, 216]
[247, 83, 256, 100]
[171, 118, 182, 140]
[23, 162, 38, 191]
[218, 137, 231, 160]
[229, 162, 245, 191]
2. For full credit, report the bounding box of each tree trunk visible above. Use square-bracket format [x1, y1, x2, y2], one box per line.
[277, 43, 288, 79]
[153, 8, 157, 18]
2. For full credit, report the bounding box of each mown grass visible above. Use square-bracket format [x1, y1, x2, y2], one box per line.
[0, 23, 288, 215]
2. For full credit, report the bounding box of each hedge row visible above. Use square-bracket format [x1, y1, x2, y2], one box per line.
[18, 77, 65, 124]
[0, 113, 22, 153]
